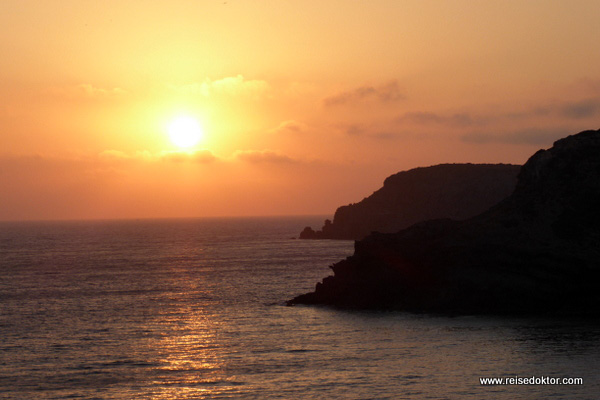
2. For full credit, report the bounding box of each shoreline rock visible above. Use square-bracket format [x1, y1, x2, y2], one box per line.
[289, 129, 600, 316]
[300, 163, 520, 240]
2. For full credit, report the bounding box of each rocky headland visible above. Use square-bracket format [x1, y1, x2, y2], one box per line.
[289, 129, 600, 315]
[300, 163, 520, 240]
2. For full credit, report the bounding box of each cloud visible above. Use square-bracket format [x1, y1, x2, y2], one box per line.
[336, 122, 427, 141]
[395, 111, 478, 127]
[344, 124, 364, 136]
[98, 148, 306, 166]
[98, 149, 217, 164]
[392, 96, 600, 133]
[99, 150, 131, 160]
[461, 128, 571, 145]
[323, 81, 404, 106]
[170, 75, 270, 99]
[160, 150, 217, 164]
[190, 150, 218, 163]
[561, 98, 600, 119]
[334, 123, 373, 137]
[234, 150, 299, 164]
[270, 120, 307, 135]
[506, 97, 600, 121]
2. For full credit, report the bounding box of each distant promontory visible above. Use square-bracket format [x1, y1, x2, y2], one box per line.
[290, 129, 600, 315]
[300, 163, 521, 240]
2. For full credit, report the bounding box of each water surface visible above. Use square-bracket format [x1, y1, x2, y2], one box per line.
[1, 217, 598, 399]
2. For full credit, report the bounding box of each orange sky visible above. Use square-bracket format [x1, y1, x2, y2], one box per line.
[1, 0, 600, 221]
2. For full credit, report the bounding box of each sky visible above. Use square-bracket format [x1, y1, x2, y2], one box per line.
[1, 0, 600, 221]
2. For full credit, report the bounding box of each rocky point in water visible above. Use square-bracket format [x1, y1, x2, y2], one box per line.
[289, 129, 600, 315]
[299, 163, 520, 240]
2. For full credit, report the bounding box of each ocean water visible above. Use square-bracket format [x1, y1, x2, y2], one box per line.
[1, 216, 599, 399]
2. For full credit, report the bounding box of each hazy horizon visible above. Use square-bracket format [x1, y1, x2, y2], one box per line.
[2, 1, 600, 221]
[0, 213, 333, 224]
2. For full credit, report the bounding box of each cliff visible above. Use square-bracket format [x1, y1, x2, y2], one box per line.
[289, 129, 600, 315]
[299, 163, 521, 240]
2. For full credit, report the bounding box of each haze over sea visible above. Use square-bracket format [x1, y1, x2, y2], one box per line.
[1, 216, 598, 399]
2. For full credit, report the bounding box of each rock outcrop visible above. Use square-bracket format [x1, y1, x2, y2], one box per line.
[289, 129, 600, 315]
[299, 164, 521, 240]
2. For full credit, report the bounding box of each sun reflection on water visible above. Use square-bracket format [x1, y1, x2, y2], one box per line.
[145, 299, 234, 398]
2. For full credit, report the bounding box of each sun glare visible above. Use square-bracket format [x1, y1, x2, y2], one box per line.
[168, 116, 203, 148]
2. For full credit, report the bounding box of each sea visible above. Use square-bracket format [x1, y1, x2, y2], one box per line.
[1, 216, 599, 399]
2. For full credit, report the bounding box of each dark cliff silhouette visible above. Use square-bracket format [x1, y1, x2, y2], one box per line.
[289, 129, 600, 315]
[300, 164, 521, 240]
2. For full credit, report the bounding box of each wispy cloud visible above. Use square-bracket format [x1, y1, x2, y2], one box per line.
[270, 120, 307, 135]
[344, 124, 364, 136]
[336, 122, 428, 141]
[160, 150, 217, 164]
[461, 128, 571, 145]
[234, 149, 299, 164]
[323, 81, 404, 106]
[395, 111, 480, 127]
[501, 97, 600, 121]
[392, 95, 600, 134]
[169, 75, 270, 99]
[561, 97, 600, 119]
[98, 148, 306, 166]
[99, 150, 131, 160]
[99, 149, 218, 164]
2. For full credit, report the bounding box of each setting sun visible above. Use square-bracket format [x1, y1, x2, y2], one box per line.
[167, 116, 203, 148]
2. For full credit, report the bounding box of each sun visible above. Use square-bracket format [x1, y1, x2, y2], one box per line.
[167, 116, 203, 148]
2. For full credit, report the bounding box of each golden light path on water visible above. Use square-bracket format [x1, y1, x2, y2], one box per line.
[146, 282, 231, 399]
